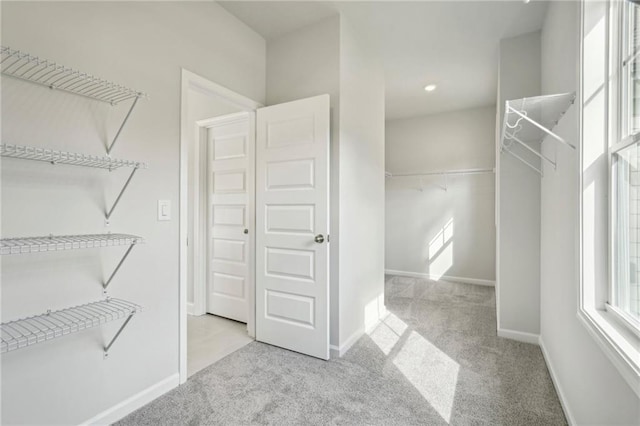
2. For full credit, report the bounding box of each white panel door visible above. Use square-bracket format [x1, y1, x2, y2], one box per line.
[256, 95, 330, 359]
[207, 113, 254, 323]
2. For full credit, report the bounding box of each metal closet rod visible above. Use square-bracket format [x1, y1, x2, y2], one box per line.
[388, 167, 495, 178]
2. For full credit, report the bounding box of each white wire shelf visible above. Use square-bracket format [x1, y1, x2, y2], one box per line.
[386, 167, 494, 191]
[0, 143, 146, 170]
[501, 92, 576, 176]
[1, 46, 147, 155]
[1, 298, 141, 355]
[1, 46, 146, 105]
[387, 167, 495, 178]
[1, 143, 147, 222]
[0, 233, 143, 256]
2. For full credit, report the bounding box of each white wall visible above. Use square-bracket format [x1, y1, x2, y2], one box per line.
[497, 31, 542, 337]
[385, 107, 496, 284]
[540, 1, 640, 423]
[337, 17, 386, 349]
[0, 2, 265, 424]
[266, 15, 342, 348]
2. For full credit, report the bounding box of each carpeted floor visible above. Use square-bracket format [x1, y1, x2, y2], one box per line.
[117, 276, 566, 425]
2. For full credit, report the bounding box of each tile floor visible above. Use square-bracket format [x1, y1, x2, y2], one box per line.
[187, 314, 253, 377]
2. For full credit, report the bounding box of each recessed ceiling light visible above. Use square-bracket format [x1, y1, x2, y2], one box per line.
[424, 84, 437, 92]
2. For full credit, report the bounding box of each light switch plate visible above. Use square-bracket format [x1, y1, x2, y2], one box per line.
[158, 200, 171, 221]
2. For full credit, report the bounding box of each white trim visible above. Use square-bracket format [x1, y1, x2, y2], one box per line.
[191, 119, 207, 317]
[385, 269, 495, 287]
[606, 302, 640, 339]
[538, 336, 576, 426]
[497, 328, 540, 345]
[80, 374, 179, 426]
[577, 309, 640, 399]
[179, 69, 262, 385]
[330, 327, 364, 358]
[187, 302, 195, 316]
[330, 310, 392, 359]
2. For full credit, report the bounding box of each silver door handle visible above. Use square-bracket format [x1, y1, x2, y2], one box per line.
[314, 234, 325, 244]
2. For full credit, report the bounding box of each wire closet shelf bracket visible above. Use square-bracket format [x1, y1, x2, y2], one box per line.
[500, 92, 576, 176]
[0, 46, 148, 155]
[0, 298, 142, 358]
[0, 233, 144, 290]
[0, 143, 147, 223]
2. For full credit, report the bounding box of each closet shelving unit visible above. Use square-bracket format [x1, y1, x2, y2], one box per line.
[0, 298, 141, 358]
[500, 92, 576, 176]
[386, 168, 495, 191]
[0, 233, 143, 255]
[0, 233, 144, 356]
[0, 143, 147, 222]
[386, 168, 495, 178]
[1, 46, 147, 358]
[0, 46, 148, 155]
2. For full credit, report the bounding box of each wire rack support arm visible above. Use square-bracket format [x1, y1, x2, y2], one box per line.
[103, 243, 136, 290]
[107, 96, 140, 155]
[103, 311, 134, 358]
[106, 167, 138, 223]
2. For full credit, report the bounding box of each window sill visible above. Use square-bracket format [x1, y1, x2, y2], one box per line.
[578, 306, 640, 398]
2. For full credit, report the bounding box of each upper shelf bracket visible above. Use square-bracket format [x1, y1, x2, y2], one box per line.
[103, 310, 135, 359]
[105, 166, 139, 225]
[107, 96, 140, 156]
[500, 92, 576, 176]
[506, 104, 576, 150]
[103, 243, 136, 291]
[1, 143, 146, 224]
[1, 46, 147, 156]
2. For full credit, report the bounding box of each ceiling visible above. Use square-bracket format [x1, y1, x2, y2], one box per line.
[218, 1, 549, 120]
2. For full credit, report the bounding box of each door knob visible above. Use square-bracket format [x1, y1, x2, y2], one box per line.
[244, 229, 249, 234]
[314, 234, 325, 244]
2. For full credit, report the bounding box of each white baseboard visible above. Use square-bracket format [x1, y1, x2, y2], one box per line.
[366, 307, 389, 334]
[539, 336, 576, 425]
[330, 326, 364, 358]
[81, 373, 179, 425]
[187, 302, 195, 315]
[330, 308, 392, 358]
[385, 269, 495, 286]
[497, 328, 540, 345]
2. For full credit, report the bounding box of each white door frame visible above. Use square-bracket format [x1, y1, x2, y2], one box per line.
[180, 69, 262, 384]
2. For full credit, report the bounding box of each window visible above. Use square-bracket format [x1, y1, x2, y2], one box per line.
[610, 0, 640, 334]
[581, 0, 640, 396]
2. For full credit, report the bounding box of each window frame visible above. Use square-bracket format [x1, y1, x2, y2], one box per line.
[608, 0, 640, 337]
[579, 0, 640, 398]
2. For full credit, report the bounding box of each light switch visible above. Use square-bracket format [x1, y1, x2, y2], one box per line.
[158, 200, 171, 221]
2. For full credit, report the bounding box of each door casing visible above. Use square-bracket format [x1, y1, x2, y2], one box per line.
[179, 69, 262, 384]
